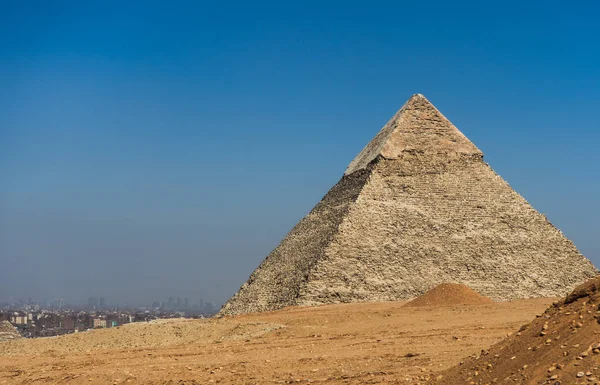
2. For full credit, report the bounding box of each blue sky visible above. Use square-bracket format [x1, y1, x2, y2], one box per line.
[1, 1, 599, 306]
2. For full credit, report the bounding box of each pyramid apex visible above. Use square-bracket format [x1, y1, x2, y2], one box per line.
[408, 93, 427, 100]
[344, 95, 482, 175]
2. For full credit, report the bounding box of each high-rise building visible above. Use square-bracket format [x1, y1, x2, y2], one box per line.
[88, 297, 99, 309]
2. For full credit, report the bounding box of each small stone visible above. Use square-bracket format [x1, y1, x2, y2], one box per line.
[581, 351, 589, 357]
[578, 372, 585, 378]
[586, 371, 593, 376]
[548, 366, 556, 372]
[549, 374, 558, 380]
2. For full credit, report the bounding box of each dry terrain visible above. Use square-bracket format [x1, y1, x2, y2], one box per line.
[0, 298, 553, 385]
[438, 276, 600, 384]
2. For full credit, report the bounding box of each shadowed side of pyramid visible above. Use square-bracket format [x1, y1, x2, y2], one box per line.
[220, 169, 371, 315]
[219, 94, 597, 316]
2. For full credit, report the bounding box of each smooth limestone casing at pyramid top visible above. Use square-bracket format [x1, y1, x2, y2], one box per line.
[219, 94, 598, 316]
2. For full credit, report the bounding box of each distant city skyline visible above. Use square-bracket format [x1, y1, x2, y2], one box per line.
[0, 295, 217, 309]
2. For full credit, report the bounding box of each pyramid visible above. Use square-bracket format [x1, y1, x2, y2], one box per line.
[219, 94, 597, 316]
[0, 321, 21, 342]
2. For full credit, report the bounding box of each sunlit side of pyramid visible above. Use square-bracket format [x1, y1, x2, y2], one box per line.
[220, 94, 597, 316]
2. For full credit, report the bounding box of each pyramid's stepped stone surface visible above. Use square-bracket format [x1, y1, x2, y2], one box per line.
[299, 155, 595, 304]
[345, 94, 481, 175]
[221, 170, 370, 315]
[219, 94, 597, 316]
[0, 321, 21, 342]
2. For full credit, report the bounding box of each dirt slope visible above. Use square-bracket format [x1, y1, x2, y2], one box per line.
[406, 283, 493, 307]
[438, 276, 600, 385]
[0, 298, 552, 385]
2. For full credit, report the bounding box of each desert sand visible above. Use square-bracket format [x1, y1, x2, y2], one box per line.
[0, 297, 553, 385]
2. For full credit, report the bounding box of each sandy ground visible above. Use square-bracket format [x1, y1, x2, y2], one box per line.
[0, 298, 554, 385]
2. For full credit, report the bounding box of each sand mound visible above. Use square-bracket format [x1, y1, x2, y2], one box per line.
[405, 283, 493, 307]
[0, 321, 21, 342]
[0, 318, 283, 356]
[437, 275, 600, 385]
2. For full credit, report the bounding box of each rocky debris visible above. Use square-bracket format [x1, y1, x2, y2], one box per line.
[405, 283, 493, 307]
[0, 320, 22, 342]
[437, 275, 600, 385]
[220, 94, 597, 316]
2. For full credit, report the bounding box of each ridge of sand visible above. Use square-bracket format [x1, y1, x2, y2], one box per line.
[405, 282, 493, 307]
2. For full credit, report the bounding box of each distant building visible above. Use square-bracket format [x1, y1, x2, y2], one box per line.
[62, 317, 75, 330]
[93, 319, 107, 328]
[11, 315, 27, 325]
[88, 297, 99, 309]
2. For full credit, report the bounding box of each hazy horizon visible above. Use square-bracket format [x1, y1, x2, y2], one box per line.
[2, 1, 599, 307]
